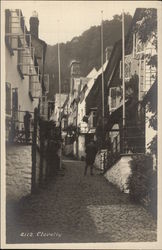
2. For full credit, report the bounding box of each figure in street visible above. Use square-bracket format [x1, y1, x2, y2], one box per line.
[24, 111, 32, 143]
[84, 140, 97, 176]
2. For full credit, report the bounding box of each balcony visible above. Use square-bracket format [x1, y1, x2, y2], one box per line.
[119, 53, 156, 102]
[104, 125, 145, 172]
[6, 110, 34, 145]
[5, 9, 32, 55]
[120, 54, 139, 81]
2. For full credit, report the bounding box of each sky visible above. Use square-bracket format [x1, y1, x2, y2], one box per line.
[2, 1, 160, 45]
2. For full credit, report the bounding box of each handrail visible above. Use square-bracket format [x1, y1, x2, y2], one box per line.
[104, 125, 145, 172]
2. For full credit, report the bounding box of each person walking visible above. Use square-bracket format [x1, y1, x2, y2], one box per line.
[84, 140, 97, 176]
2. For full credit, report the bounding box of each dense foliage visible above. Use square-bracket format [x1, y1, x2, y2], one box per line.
[45, 14, 132, 99]
[128, 9, 157, 217]
[136, 9, 157, 159]
[127, 154, 157, 218]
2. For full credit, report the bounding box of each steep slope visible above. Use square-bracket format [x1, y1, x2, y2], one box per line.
[45, 14, 132, 99]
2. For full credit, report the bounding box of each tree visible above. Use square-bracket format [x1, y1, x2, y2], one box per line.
[135, 9, 157, 158]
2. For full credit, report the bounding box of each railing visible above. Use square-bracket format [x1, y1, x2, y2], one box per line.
[6, 110, 34, 144]
[104, 126, 145, 172]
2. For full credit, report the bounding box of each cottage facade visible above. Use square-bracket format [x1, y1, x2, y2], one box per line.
[5, 9, 47, 200]
[103, 8, 157, 192]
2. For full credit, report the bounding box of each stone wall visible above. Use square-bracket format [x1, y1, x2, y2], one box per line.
[94, 150, 108, 171]
[104, 156, 132, 193]
[6, 144, 32, 201]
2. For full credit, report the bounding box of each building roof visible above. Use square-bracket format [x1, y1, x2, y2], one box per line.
[85, 59, 110, 115]
[104, 39, 122, 88]
[85, 8, 156, 117]
[86, 67, 97, 78]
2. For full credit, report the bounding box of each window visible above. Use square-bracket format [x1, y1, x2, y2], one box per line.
[120, 55, 139, 81]
[133, 33, 145, 56]
[120, 55, 133, 81]
[73, 116, 77, 127]
[29, 74, 41, 99]
[138, 58, 156, 100]
[120, 59, 131, 80]
[109, 87, 121, 112]
[5, 9, 25, 54]
[5, 10, 14, 55]
[88, 110, 97, 129]
[125, 62, 131, 80]
[6, 82, 11, 115]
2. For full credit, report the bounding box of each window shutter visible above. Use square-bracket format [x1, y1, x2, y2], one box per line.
[12, 88, 18, 111]
[5, 10, 11, 34]
[6, 82, 11, 115]
[44, 74, 49, 93]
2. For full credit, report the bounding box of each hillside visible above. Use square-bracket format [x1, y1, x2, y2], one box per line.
[45, 14, 132, 99]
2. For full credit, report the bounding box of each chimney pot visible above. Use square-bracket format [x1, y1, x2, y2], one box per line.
[30, 11, 39, 38]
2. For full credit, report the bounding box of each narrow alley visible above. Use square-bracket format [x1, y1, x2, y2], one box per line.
[6, 159, 157, 244]
[3, 4, 159, 250]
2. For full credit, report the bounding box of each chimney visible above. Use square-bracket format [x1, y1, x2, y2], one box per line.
[105, 46, 113, 62]
[30, 11, 39, 38]
[70, 60, 81, 77]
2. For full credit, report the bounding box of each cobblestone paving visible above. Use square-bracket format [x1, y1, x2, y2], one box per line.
[6, 159, 157, 243]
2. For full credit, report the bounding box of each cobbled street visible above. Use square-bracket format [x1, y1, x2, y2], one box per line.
[6, 159, 157, 243]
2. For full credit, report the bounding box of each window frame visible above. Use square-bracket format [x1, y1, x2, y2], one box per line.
[109, 87, 122, 113]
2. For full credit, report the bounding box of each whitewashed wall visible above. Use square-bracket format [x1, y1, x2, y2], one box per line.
[104, 156, 132, 193]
